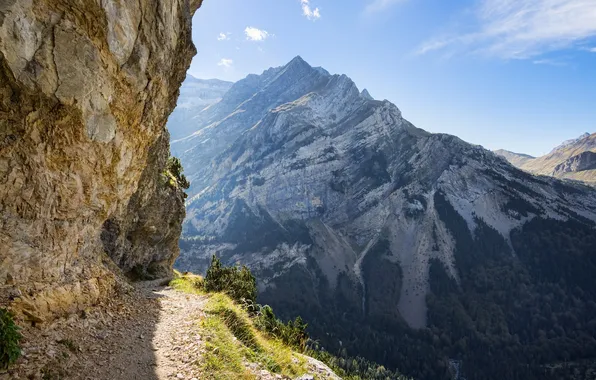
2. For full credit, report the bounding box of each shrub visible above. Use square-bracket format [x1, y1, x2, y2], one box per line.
[204, 255, 257, 305]
[254, 304, 309, 351]
[166, 157, 190, 190]
[0, 308, 21, 369]
[203, 256, 308, 349]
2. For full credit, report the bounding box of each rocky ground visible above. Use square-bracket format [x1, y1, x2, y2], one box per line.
[1, 281, 337, 380]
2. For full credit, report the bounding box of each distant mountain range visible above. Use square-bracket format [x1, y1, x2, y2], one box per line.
[168, 57, 596, 380]
[167, 76, 233, 140]
[495, 132, 596, 183]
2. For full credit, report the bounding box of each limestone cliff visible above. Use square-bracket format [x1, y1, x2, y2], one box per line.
[0, 0, 201, 320]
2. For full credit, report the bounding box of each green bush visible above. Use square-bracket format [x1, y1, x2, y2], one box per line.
[166, 157, 190, 190]
[204, 255, 257, 305]
[203, 256, 308, 350]
[0, 308, 21, 369]
[254, 304, 309, 351]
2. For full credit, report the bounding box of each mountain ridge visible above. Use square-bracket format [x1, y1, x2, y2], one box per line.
[172, 57, 596, 379]
[495, 132, 596, 183]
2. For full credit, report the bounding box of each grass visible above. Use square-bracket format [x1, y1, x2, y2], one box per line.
[169, 270, 205, 295]
[170, 274, 310, 380]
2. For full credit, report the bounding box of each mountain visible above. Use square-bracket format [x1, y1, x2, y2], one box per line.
[167, 76, 233, 140]
[170, 56, 333, 195]
[551, 132, 591, 154]
[495, 133, 596, 183]
[172, 57, 596, 380]
[493, 149, 535, 167]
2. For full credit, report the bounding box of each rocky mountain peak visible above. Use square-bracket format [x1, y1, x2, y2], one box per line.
[360, 88, 374, 100]
[286, 55, 310, 69]
[550, 131, 591, 154]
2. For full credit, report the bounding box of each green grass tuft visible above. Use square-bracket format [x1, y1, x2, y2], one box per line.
[169, 273, 205, 295]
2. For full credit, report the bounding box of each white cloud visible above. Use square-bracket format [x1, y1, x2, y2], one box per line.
[301, 0, 321, 20]
[365, 0, 407, 13]
[244, 27, 270, 41]
[217, 32, 230, 41]
[588, 47, 596, 52]
[217, 58, 233, 68]
[533, 58, 568, 66]
[417, 0, 596, 59]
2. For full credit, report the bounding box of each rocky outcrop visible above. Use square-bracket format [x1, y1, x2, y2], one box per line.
[0, 0, 201, 320]
[553, 151, 596, 175]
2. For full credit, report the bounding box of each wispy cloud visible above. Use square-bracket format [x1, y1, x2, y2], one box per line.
[244, 26, 270, 41]
[217, 58, 233, 68]
[217, 32, 231, 41]
[301, 0, 321, 20]
[533, 58, 568, 66]
[417, 0, 596, 59]
[587, 47, 596, 52]
[365, 0, 407, 13]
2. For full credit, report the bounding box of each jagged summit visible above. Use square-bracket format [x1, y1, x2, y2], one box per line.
[286, 55, 309, 67]
[360, 88, 374, 100]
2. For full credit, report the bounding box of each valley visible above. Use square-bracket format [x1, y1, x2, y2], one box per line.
[169, 57, 596, 380]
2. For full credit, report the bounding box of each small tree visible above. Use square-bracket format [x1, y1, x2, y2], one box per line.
[166, 157, 190, 190]
[0, 308, 21, 369]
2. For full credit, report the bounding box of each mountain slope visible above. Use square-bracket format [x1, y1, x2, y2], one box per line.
[170, 56, 333, 195]
[495, 133, 596, 183]
[174, 58, 596, 380]
[167, 76, 234, 140]
[493, 149, 535, 167]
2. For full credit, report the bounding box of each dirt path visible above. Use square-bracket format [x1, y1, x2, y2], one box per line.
[3, 281, 339, 380]
[3, 281, 208, 380]
[73, 285, 209, 380]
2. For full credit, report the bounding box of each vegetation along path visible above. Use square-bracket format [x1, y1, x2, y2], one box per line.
[2, 278, 338, 380]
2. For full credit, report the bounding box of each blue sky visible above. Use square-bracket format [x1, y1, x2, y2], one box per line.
[187, 0, 596, 157]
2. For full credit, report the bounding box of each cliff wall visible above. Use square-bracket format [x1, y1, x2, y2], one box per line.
[0, 0, 201, 321]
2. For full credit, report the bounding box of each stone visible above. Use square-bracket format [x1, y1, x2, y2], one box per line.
[0, 0, 202, 320]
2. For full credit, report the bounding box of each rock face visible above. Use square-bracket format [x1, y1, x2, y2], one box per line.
[0, 0, 200, 320]
[172, 57, 596, 380]
[553, 151, 596, 175]
[496, 132, 596, 183]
